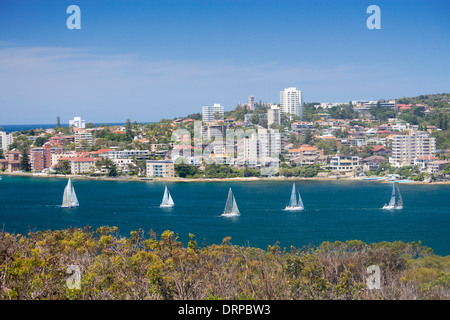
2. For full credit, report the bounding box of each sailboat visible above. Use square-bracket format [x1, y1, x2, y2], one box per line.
[222, 187, 240, 217]
[61, 178, 79, 208]
[160, 185, 175, 208]
[382, 181, 403, 210]
[284, 183, 304, 211]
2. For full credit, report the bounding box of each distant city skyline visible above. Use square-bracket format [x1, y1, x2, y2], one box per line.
[0, 0, 449, 125]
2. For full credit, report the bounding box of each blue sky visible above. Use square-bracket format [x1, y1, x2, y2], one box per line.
[0, 0, 449, 125]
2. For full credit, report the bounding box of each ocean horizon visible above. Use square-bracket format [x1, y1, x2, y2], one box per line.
[0, 122, 154, 133]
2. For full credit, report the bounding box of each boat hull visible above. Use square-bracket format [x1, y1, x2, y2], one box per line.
[160, 204, 174, 208]
[221, 212, 240, 217]
[382, 205, 403, 210]
[284, 206, 304, 211]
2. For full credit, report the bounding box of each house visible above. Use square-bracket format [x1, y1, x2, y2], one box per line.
[287, 145, 325, 163]
[372, 145, 389, 156]
[330, 154, 360, 176]
[414, 155, 440, 171]
[427, 160, 449, 174]
[362, 155, 386, 171]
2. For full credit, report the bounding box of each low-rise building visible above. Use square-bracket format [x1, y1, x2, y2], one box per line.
[71, 157, 98, 174]
[427, 160, 450, 174]
[362, 155, 386, 171]
[146, 160, 175, 178]
[0, 149, 21, 172]
[330, 154, 360, 175]
[414, 155, 440, 171]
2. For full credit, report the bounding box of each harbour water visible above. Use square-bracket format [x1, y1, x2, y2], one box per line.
[1, 175, 449, 255]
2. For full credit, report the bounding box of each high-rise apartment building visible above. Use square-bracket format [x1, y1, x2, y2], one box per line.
[69, 117, 86, 129]
[240, 129, 283, 169]
[202, 104, 224, 123]
[0, 131, 14, 152]
[267, 105, 281, 126]
[280, 87, 302, 118]
[389, 132, 436, 168]
[30, 142, 65, 171]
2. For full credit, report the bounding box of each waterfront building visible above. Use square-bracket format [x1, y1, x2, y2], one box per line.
[146, 160, 175, 178]
[0, 149, 21, 172]
[30, 143, 65, 171]
[70, 157, 98, 174]
[362, 155, 386, 171]
[287, 144, 327, 166]
[280, 87, 302, 118]
[330, 154, 360, 176]
[202, 104, 224, 123]
[389, 132, 436, 168]
[427, 160, 450, 174]
[414, 155, 440, 171]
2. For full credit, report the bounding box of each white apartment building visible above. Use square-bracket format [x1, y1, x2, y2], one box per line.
[389, 132, 436, 168]
[69, 117, 86, 129]
[267, 105, 281, 126]
[238, 128, 283, 169]
[280, 87, 303, 118]
[0, 131, 14, 152]
[202, 104, 224, 123]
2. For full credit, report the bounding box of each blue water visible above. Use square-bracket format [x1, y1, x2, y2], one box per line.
[0, 176, 449, 255]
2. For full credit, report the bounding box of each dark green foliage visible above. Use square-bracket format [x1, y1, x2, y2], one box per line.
[0, 227, 446, 300]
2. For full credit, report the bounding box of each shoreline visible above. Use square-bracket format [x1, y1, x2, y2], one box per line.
[1, 171, 449, 184]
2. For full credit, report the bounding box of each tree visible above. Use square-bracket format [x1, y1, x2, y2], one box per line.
[34, 136, 49, 147]
[20, 149, 31, 172]
[8, 135, 32, 152]
[108, 164, 118, 177]
[54, 160, 71, 174]
[125, 119, 133, 141]
[303, 129, 314, 145]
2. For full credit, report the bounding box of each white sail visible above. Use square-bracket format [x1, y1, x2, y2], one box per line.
[160, 185, 174, 207]
[285, 183, 304, 211]
[168, 193, 174, 206]
[62, 178, 78, 208]
[71, 181, 79, 207]
[396, 184, 403, 209]
[388, 182, 396, 207]
[383, 181, 403, 210]
[222, 188, 239, 216]
[289, 184, 298, 207]
[297, 191, 304, 208]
